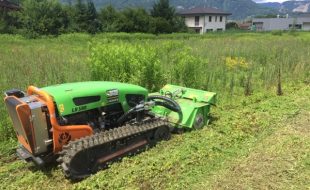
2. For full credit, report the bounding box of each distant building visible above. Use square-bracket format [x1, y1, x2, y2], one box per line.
[238, 22, 252, 30]
[0, 0, 20, 11]
[179, 7, 231, 34]
[252, 17, 310, 31]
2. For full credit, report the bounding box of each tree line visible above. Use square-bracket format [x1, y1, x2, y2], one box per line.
[0, 0, 187, 38]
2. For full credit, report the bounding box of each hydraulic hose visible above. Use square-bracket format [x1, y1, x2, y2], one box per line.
[117, 107, 137, 125]
[147, 95, 183, 123]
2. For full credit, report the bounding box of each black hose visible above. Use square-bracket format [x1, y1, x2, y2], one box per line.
[117, 107, 136, 125]
[117, 95, 183, 125]
[147, 95, 183, 123]
[153, 101, 179, 112]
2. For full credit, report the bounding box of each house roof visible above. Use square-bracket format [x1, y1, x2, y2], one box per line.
[179, 7, 231, 16]
[0, 0, 20, 10]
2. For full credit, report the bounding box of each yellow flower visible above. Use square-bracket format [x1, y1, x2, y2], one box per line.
[225, 56, 249, 69]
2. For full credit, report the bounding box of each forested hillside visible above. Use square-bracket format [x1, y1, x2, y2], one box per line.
[61, 0, 276, 19]
[260, 0, 310, 13]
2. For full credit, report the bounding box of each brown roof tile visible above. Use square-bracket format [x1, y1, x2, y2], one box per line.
[0, 0, 20, 10]
[179, 7, 231, 16]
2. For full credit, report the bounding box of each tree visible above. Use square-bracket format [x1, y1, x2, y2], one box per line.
[151, 0, 175, 21]
[171, 16, 188, 32]
[119, 8, 152, 33]
[85, 0, 101, 34]
[74, 0, 101, 34]
[150, 0, 186, 33]
[150, 17, 172, 34]
[74, 0, 88, 32]
[16, 0, 69, 37]
[62, 4, 77, 32]
[226, 22, 239, 30]
[0, 10, 18, 33]
[99, 5, 122, 32]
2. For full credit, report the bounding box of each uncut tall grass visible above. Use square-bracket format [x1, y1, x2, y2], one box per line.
[0, 32, 309, 141]
[90, 33, 310, 97]
[0, 34, 91, 140]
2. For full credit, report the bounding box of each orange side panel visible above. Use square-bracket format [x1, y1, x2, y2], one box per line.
[52, 125, 93, 152]
[17, 135, 32, 153]
[27, 86, 93, 153]
[16, 103, 36, 153]
[3, 96, 33, 153]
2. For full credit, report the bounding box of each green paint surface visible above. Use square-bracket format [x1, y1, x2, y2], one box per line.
[42, 81, 148, 116]
[152, 84, 216, 128]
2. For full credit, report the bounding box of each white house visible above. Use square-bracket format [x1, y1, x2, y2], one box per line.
[179, 7, 231, 34]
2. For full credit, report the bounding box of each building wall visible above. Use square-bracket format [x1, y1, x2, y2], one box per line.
[204, 15, 227, 32]
[184, 16, 204, 34]
[184, 14, 227, 34]
[252, 17, 310, 31]
[185, 16, 204, 28]
[303, 22, 310, 30]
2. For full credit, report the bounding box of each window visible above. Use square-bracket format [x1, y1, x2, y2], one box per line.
[217, 28, 223, 31]
[195, 16, 199, 26]
[209, 16, 212, 22]
[206, 29, 213, 32]
[215, 16, 217, 22]
[296, 24, 302, 29]
[73, 96, 101, 106]
[195, 28, 201, 33]
[220, 16, 223, 22]
[126, 94, 145, 107]
[289, 24, 302, 30]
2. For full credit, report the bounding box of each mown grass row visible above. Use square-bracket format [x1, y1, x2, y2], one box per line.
[0, 83, 308, 190]
[75, 84, 309, 190]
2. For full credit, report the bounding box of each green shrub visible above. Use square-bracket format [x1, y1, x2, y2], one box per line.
[89, 40, 209, 91]
[89, 41, 164, 91]
[168, 47, 206, 88]
[271, 30, 283, 36]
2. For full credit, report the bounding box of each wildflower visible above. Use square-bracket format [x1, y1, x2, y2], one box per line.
[225, 56, 249, 69]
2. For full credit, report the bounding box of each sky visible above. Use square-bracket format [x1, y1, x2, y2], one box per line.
[253, 0, 292, 3]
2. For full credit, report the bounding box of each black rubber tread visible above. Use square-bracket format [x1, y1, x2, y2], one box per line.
[57, 118, 169, 180]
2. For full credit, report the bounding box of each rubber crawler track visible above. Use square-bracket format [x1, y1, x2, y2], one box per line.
[57, 118, 169, 180]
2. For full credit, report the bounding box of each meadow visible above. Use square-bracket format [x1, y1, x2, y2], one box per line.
[0, 32, 309, 189]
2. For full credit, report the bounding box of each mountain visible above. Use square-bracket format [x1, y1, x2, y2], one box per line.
[61, 0, 276, 19]
[258, 2, 282, 9]
[260, 0, 310, 13]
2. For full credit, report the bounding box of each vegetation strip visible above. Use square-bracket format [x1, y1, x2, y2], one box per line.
[0, 33, 309, 189]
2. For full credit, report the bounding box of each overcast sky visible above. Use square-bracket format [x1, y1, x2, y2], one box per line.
[253, 0, 290, 3]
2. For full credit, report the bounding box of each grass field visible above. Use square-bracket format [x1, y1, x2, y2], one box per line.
[0, 32, 309, 189]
